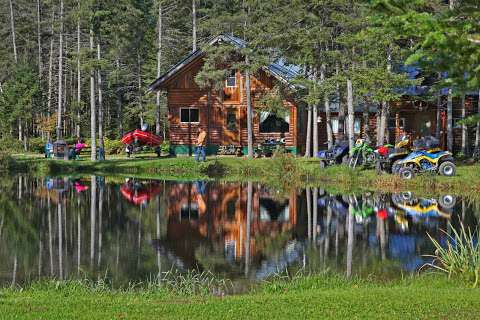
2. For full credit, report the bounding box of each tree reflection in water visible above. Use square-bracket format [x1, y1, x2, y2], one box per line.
[0, 175, 478, 287]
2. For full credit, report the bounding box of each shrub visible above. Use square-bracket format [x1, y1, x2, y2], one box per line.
[0, 137, 23, 153]
[103, 137, 124, 155]
[160, 140, 171, 154]
[28, 137, 46, 153]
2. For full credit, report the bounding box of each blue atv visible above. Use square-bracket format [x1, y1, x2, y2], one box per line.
[317, 140, 350, 168]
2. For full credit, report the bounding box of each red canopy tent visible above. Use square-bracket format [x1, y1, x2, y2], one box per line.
[121, 129, 162, 146]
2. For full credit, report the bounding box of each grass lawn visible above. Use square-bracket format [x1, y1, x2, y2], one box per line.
[9, 153, 480, 194]
[1, 276, 480, 319]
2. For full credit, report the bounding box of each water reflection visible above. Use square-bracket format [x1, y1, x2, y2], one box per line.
[0, 176, 478, 287]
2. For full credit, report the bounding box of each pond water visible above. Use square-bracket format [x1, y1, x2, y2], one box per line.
[0, 175, 478, 287]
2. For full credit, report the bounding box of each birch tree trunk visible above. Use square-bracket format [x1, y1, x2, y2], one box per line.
[447, 0, 455, 152]
[76, 6, 81, 138]
[347, 79, 355, 151]
[90, 28, 97, 161]
[156, 2, 163, 136]
[363, 104, 370, 143]
[336, 64, 345, 140]
[461, 94, 468, 156]
[312, 105, 318, 155]
[305, 105, 312, 157]
[312, 69, 319, 156]
[378, 101, 388, 145]
[47, 22, 55, 118]
[447, 88, 453, 152]
[192, 0, 197, 52]
[37, 0, 42, 77]
[97, 42, 104, 150]
[475, 90, 480, 156]
[9, 0, 17, 63]
[245, 67, 254, 158]
[116, 57, 123, 136]
[56, 0, 64, 139]
[321, 65, 333, 149]
[10, 0, 20, 142]
[137, 55, 144, 128]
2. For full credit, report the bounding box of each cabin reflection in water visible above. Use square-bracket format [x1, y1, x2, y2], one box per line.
[165, 182, 297, 266]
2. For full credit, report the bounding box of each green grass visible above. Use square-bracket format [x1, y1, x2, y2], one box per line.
[9, 153, 480, 195]
[1, 275, 480, 319]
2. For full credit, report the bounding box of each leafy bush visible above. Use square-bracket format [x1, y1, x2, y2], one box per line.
[0, 137, 23, 153]
[103, 137, 124, 155]
[28, 137, 46, 153]
[161, 140, 171, 154]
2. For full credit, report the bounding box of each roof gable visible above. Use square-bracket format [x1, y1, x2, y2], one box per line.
[147, 34, 301, 92]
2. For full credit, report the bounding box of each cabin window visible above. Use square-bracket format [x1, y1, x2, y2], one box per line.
[180, 108, 199, 123]
[330, 118, 360, 135]
[259, 112, 289, 133]
[225, 70, 237, 88]
[354, 118, 361, 134]
[331, 118, 339, 134]
[388, 117, 406, 129]
[226, 111, 237, 131]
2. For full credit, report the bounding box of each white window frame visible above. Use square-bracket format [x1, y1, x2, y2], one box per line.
[225, 70, 237, 88]
[180, 107, 200, 124]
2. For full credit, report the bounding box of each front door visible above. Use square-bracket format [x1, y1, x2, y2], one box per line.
[223, 107, 240, 145]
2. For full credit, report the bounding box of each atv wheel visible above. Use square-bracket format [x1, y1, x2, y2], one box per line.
[438, 195, 456, 209]
[391, 160, 402, 174]
[319, 160, 327, 169]
[438, 161, 456, 176]
[399, 167, 415, 180]
[342, 155, 350, 165]
[400, 192, 413, 202]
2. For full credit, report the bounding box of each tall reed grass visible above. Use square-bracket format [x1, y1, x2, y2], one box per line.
[426, 223, 480, 287]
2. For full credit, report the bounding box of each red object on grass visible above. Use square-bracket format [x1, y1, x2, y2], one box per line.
[121, 129, 162, 146]
[377, 209, 388, 220]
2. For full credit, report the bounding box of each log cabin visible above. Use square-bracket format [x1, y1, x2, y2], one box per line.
[148, 34, 304, 156]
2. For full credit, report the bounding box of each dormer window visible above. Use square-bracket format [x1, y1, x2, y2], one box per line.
[225, 70, 237, 88]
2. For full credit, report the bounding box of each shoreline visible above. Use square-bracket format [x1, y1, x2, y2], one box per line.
[8, 154, 480, 195]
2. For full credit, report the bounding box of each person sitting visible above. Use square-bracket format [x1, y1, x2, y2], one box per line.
[75, 139, 87, 157]
[45, 140, 53, 158]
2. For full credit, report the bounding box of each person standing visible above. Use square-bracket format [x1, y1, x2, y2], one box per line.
[195, 127, 207, 162]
